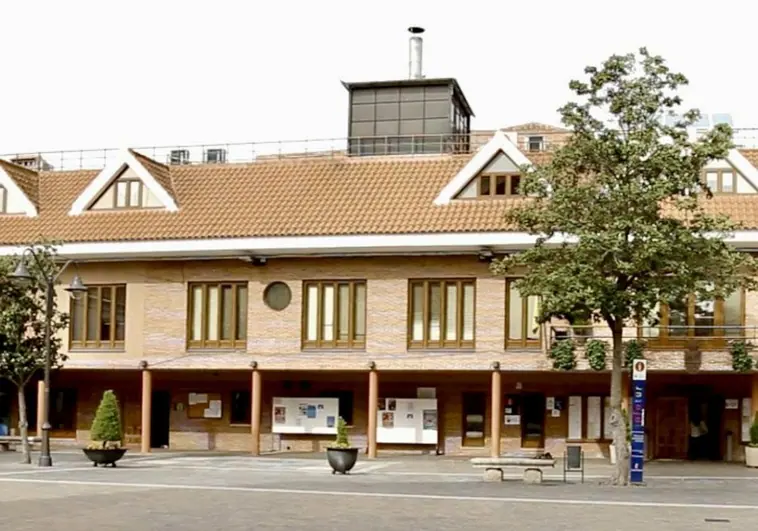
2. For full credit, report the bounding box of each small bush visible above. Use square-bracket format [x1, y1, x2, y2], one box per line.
[623, 339, 646, 368]
[332, 417, 351, 449]
[729, 340, 754, 373]
[90, 390, 123, 447]
[549, 339, 577, 371]
[750, 413, 758, 448]
[585, 339, 608, 371]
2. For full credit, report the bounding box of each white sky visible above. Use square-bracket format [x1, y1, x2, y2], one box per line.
[1, 0, 755, 154]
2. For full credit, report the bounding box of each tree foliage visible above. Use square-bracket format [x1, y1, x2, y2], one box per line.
[0, 245, 69, 388]
[491, 48, 757, 484]
[90, 390, 123, 445]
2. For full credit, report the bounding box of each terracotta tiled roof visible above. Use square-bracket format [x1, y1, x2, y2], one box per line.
[0, 159, 39, 208]
[739, 149, 758, 168]
[128, 149, 176, 202]
[501, 122, 571, 133]
[2, 148, 758, 246]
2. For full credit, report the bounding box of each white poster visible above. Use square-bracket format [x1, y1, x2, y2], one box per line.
[568, 396, 582, 440]
[742, 398, 753, 443]
[377, 398, 438, 444]
[586, 396, 602, 440]
[203, 399, 222, 419]
[546, 397, 555, 410]
[272, 397, 339, 435]
[504, 415, 521, 426]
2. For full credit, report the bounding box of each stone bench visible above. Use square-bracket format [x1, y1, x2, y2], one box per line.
[0, 436, 41, 452]
[471, 456, 556, 484]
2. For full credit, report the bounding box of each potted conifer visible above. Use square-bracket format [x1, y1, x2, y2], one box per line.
[746, 413, 758, 468]
[326, 417, 358, 474]
[82, 390, 127, 467]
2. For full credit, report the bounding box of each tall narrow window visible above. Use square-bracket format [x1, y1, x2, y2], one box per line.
[0, 185, 7, 213]
[188, 282, 248, 349]
[408, 279, 475, 349]
[70, 285, 126, 349]
[505, 279, 541, 348]
[302, 280, 367, 349]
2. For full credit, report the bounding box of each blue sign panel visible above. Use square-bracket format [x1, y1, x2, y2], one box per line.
[629, 372, 646, 484]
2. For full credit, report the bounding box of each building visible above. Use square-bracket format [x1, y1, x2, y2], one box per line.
[1, 30, 758, 463]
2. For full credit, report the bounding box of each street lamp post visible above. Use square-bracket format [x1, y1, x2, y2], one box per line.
[10, 248, 86, 467]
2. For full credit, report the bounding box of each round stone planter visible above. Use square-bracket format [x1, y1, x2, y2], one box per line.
[83, 448, 127, 467]
[326, 447, 359, 474]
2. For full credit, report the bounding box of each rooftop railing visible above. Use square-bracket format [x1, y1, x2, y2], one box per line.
[4, 128, 758, 173]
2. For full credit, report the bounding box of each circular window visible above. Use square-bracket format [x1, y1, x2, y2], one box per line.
[263, 282, 292, 311]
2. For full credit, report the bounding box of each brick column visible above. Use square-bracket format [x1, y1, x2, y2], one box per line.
[367, 362, 378, 459]
[36, 380, 45, 436]
[490, 362, 502, 458]
[140, 362, 152, 454]
[251, 362, 262, 456]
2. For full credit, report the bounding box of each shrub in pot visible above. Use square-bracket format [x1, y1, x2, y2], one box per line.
[82, 390, 127, 467]
[326, 417, 358, 474]
[746, 413, 758, 468]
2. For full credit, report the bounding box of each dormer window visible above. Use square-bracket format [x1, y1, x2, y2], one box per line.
[527, 136, 544, 152]
[703, 169, 736, 194]
[89, 168, 164, 211]
[478, 174, 521, 197]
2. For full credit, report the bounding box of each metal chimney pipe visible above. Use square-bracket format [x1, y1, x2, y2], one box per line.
[408, 26, 424, 79]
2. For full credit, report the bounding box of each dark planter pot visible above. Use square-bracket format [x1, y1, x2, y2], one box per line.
[82, 448, 127, 467]
[326, 447, 359, 474]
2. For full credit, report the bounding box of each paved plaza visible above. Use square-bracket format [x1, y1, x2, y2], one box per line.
[1, 451, 757, 530]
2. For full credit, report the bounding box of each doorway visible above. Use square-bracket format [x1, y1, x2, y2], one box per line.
[461, 392, 486, 447]
[520, 393, 545, 448]
[655, 397, 688, 459]
[688, 394, 724, 461]
[150, 391, 171, 449]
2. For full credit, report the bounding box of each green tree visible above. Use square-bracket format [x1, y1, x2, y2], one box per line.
[0, 245, 69, 464]
[491, 49, 757, 485]
[90, 390, 123, 446]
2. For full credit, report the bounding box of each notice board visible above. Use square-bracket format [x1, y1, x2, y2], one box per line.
[272, 397, 339, 435]
[187, 392, 223, 419]
[376, 398, 438, 444]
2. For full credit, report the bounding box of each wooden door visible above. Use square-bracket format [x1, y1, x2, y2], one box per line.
[462, 392, 486, 447]
[521, 393, 545, 448]
[655, 397, 688, 459]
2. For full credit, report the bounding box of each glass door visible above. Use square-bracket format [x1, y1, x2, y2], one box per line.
[462, 392, 486, 447]
[520, 393, 545, 448]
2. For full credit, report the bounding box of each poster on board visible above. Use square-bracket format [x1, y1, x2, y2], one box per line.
[272, 397, 339, 434]
[377, 398, 438, 444]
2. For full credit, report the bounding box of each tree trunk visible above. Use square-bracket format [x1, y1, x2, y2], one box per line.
[609, 321, 629, 486]
[17, 385, 31, 465]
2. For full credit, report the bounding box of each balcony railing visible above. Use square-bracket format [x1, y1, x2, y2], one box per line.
[548, 324, 758, 349]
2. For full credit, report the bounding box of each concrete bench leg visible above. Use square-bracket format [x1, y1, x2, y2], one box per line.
[484, 468, 504, 482]
[0, 443, 10, 452]
[523, 468, 543, 484]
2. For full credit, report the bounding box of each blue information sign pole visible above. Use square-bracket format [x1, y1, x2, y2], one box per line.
[630, 359, 647, 484]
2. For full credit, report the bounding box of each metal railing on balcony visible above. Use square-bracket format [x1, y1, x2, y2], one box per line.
[548, 324, 758, 349]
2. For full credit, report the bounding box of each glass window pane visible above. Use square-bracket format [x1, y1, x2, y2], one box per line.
[206, 286, 219, 341]
[463, 283, 475, 341]
[115, 286, 126, 342]
[354, 283, 366, 340]
[479, 176, 490, 196]
[527, 295, 540, 340]
[445, 284, 458, 341]
[721, 172, 734, 193]
[429, 283, 441, 341]
[220, 286, 233, 340]
[643, 303, 661, 338]
[100, 287, 112, 343]
[668, 298, 688, 336]
[338, 284, 350, 341]
[706, 171, 718, 190]
[508, 282, 523, 340]
[509, 175, 521, 195]
[322, 285, 335, 341]
[495, 176, 506, 196]
[723, 289, 742, 336]
[86, 287, 98, 341]
[236, 286, 247, 341]
[129, 181, 141, 206]
[306, 285, 319, 341]
[191, 286, 203, 341]
[116, 181, 128, 208]
[411, 283, 424, 341]
[693, 295, 715, 337]
[71, 296, 84, 341]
